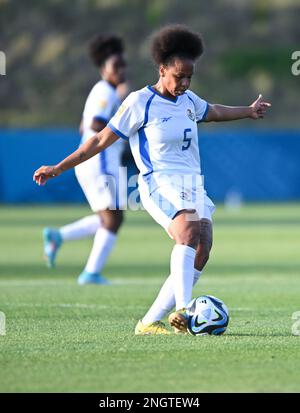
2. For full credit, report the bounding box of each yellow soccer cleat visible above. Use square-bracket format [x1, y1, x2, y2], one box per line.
[135, 320, 171, 335]
[168, 308, 188, 334]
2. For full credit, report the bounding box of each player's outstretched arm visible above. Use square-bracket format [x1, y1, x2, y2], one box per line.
[205, 94, 271, 122]
[33, 126, 119, 186]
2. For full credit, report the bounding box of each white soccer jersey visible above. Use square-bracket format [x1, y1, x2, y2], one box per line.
[75, 79, 126, 211]
[108, 86, 208, 181]
[80, 79, 125, 174]
[81, 79, 121, 141]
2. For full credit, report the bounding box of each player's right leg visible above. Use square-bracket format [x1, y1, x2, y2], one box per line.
[77, 209, 123, 285]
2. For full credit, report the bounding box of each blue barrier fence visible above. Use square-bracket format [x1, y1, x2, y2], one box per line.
[0, 128, 299, 203]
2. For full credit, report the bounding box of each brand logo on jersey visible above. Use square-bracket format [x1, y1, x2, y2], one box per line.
[187, 109, 195, 121]
[157, 116, 172, 126]
[161, 116, 172, 123]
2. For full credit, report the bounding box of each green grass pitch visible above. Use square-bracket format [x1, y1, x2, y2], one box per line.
[0, 203, 300, 392]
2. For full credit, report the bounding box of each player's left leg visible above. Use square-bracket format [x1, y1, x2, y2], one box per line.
[142, 219, 213, 333]
[168, 219, 213, 333]
[140, 210, 199, 334]
[77, 209, 124, 285]
[194, 218, 213, 271]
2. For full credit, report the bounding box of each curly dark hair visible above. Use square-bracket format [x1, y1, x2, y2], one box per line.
[89, 34, 124, 67]
[151, 25, 204, 65]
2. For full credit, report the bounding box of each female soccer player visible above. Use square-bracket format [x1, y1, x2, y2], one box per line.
[43, 34, 127, 285]
[34, 25, 271, 333]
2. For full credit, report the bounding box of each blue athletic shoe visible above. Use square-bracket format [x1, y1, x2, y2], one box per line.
[43, 227, 63, 268]
[77, 271, 111, 285]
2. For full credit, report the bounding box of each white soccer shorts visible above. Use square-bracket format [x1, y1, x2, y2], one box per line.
[139, 175, 215, 237]
[75, 154, 126, 212]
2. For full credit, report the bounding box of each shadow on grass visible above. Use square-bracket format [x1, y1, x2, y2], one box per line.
[0, 262, 169, 279]
[0, 263, 81, 278]
[207, 263, 300, 275]
[1, 261, 300, 279]
[1, 215, 300, 228]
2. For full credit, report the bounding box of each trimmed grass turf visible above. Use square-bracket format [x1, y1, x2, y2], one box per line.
[0, 203, 300, 392]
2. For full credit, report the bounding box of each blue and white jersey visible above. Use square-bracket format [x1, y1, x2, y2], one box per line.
[80, 79, 125, 175]
[108, 86, 208, 181]
[75, 80, 127, 210]
[81, 80, 120, 142]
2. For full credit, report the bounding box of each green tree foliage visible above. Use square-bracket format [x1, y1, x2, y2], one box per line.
[0, 0, 299, 126]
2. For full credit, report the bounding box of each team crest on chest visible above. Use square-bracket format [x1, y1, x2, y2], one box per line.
[187, 108, 196, 121]
[180, 191, 191, 201]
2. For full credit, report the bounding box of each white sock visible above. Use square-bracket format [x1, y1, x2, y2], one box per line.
[171, 244, 196, 310]
[193, 268, 202, 285]
[142, 268, 202, 325]
[59, 215, 101, 241]
[84, 227, 117, 274]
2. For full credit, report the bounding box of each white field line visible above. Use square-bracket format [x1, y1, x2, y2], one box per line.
[0, 276, 277, 288]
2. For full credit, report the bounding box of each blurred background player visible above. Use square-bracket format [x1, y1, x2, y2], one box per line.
[43, 34, 127, 285]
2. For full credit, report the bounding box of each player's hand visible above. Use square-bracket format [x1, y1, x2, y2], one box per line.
[249, 94, 271, 119]
[33, 165, 61, 186]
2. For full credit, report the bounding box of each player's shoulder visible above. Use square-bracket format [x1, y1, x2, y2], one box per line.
[185, 89, 203, 102]
[90, 80, 117, 99]
[124, 86, 154, 107]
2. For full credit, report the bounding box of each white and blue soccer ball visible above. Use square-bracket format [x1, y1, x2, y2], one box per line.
[186, 295, 229, 336]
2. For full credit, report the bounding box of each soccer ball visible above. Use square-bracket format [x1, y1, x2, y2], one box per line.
[186, 295, 229, 336]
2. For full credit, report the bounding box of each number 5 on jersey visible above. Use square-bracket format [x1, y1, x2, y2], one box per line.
[182, 128, 192, 151]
